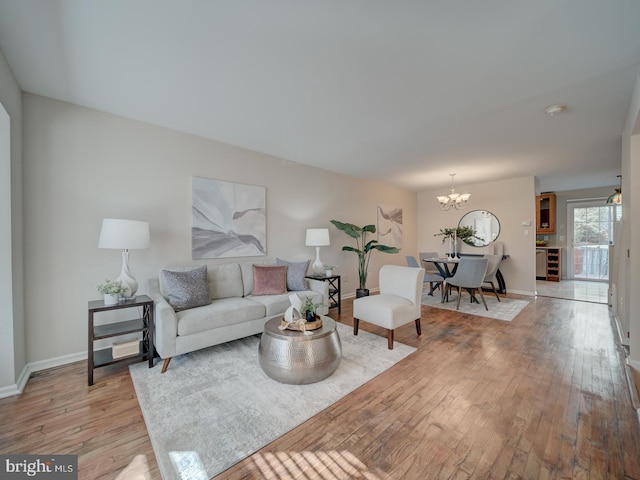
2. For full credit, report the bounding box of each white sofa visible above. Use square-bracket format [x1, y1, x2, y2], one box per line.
[148, 261, 329, 372]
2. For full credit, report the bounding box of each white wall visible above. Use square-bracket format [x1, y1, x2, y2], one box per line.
[620, 70, 640, 366]
[0, 49, 24, 395]
[417, 176, 536, 295]
[629, 133, 640, 364]
[21, 93, 416, 364]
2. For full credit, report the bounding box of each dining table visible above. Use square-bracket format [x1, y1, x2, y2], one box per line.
[423, 256, 458, 277]
[422, 256, 459, 303]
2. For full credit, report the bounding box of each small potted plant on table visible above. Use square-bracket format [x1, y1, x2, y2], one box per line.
[323, 264, 337, 277]
[96, 279, 127, 305]
[301, 296, 325, 322]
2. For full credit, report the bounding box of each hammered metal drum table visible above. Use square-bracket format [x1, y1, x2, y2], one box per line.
[259, 315, 342, 384]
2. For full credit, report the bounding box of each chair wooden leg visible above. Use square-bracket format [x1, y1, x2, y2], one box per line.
[456, 287, 462, 310]
[161, 357, 172, 373]
[387, 329, 394, 349]
[478, 289, 488, 310]
[415, 318, 422, 336]
[354, 318, 359, 335]
[490, 281, 500, 301]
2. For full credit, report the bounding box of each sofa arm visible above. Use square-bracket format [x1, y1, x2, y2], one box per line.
[148, 278, 178, 359]
[307, 278, 330, 316]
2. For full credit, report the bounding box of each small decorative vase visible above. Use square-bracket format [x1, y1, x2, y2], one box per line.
[325, 269, 334, 277]
[104, 293, 120, 306]
[305, 310, 316, 322]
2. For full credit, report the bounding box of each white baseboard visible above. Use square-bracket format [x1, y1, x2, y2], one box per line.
[28, 351, 87, 373]
[0, 351, 87, 398]
[510, 289, 535, 296]
[628, 358, 640, 371]
[0, 383, 21, 399]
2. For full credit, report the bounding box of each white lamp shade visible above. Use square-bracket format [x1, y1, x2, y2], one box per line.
[99, 219, 150, 250]
[305, 228, 330, 247]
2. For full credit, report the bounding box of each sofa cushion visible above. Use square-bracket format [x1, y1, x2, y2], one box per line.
[249, 290, 324, 316]
[161, 266, 211, 312]
[208, 263, 244, 299]
[239, 260, 274, 296]
[276, 258, 310, 291]
[252, 265, 287, 296]
[176, 297, 266, 336]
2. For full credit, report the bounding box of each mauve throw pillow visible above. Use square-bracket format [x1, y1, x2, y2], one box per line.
[276, 258, 310, 291]
[252, 265, 287, 296]
[162, 265, 211, 311]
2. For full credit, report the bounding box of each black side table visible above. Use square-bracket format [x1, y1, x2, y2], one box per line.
[306, 274, 341, 314]
[87, 295, 154, 386]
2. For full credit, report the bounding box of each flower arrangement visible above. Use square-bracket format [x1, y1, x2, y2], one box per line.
[96, 279, 127, 295]
[323, 264, 337, 271]
[434, 226, 480, 246]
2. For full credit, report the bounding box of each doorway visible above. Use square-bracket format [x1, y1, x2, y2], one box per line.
[567, 200, 615, 281]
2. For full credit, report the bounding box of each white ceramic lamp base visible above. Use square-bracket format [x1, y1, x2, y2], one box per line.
[312, 246, 324, 275]
[116, 250, 138, 300]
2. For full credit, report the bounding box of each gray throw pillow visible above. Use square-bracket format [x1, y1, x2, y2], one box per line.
[276, 258, 310, 291]
[162, 265, 211, 311]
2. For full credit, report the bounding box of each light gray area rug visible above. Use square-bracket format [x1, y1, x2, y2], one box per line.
[129, 322, 416, 480]
[421, 291, 529, 321]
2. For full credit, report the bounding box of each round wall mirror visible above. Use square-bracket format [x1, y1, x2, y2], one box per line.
[458, 210, 500, 247]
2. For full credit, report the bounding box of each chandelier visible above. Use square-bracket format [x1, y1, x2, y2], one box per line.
[606, 175, 622, 205]
[436, 173, 470, 211]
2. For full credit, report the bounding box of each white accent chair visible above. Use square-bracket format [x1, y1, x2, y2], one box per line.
[483, 254, 503, 301]
[353, 265, 425, 349]
[444, 257, 489, 311]
[406, 255, 444, 296]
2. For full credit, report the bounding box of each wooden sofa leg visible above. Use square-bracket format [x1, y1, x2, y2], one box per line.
[354, 318, 360, 335]
[387, 329, 394, 349]
[161, 357, 172, 373]
[415, 318, 422, 336]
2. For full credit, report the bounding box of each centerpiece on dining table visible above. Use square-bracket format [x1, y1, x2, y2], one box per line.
[434, 226, 479, 258]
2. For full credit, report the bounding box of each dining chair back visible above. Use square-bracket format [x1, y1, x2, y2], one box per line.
[445, 257, 489, 310]
[483, 254, 503, 301]
[406, 255, 444, 295]
[419, 251, 440, 272]
[352, 265, 425, 349]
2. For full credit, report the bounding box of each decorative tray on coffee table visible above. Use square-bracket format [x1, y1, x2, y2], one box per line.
[280, 316, 323, 331]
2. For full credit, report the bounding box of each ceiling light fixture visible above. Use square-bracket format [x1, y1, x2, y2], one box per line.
[606, 175, 622, 205]
[544, 104, 567, 115]
[436, 173, 470, 211]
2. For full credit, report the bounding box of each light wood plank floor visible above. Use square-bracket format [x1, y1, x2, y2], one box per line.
[1, 294, 639, 480]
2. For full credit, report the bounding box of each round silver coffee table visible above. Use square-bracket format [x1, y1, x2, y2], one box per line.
[259, 315, 342, 384]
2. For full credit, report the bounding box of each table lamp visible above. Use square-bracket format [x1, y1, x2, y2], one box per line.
[99, 218, 150, 300]
[305, 228, 330, 275]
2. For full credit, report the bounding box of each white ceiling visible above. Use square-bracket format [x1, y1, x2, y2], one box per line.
[1, 0, 639, 192]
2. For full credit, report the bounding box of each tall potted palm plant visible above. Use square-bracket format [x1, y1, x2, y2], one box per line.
[330, 220, 400, 297]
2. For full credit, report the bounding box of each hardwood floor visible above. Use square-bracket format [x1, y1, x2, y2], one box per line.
[1, 294, 639, 479]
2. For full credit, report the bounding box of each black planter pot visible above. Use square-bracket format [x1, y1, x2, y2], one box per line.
[356, 288, 370, 298]
[305, 311, 316, 322]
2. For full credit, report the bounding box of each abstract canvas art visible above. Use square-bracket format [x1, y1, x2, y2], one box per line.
[192, 177, 266, 259]
[377, 206, 403, 249]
